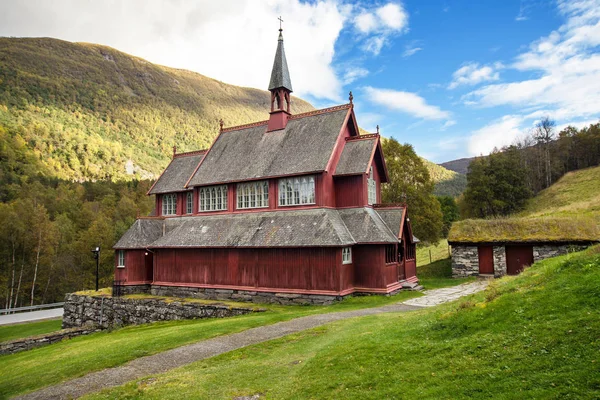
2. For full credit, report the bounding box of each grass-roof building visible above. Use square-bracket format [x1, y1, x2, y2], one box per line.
[448, 217, 599, 277]
[112, 28, 420, 304]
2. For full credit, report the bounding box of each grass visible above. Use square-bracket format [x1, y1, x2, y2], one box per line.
[519, 165, 600, 218]
[0, 290, 423, 398]
[417, 239, 450, 266]
[0, 319, 63, 342]
[87, 246, 600, 400]
[418, 258, 476, 289]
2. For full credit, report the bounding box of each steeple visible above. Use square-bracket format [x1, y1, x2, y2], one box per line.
[267, 19, 293, 131]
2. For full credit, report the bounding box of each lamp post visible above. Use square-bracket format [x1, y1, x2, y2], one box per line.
[92, 246, 100, 292]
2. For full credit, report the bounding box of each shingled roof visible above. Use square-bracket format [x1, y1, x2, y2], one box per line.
[268, 29, 292, 92]
[148, 152, 205, 195]
[114, 207, 403, 249]
[187, 106, 351, 187]
[373, 207, 405, 238]
[334, 137, 377, 176]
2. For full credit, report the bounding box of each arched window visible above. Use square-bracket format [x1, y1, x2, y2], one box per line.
[278, 175, 316, 206]
[162, 193, 176, 215]
[237, 180, 269, 209]
[186, 192, 193, 214]
[198, 185, 228, 212]
[368, 166, 377, 205]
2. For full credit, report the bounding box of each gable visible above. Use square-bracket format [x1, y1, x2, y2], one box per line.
[188, 106, 351, 187]
[148, 152, 205, 195]
[334, 137, 377, 176]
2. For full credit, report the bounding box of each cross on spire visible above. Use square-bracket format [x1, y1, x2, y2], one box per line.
[278, 16, 284, 31]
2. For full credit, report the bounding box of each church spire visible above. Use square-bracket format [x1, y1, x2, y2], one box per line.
[267, 19, 293, 131]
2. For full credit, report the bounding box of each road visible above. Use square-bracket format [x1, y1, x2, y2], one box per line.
[0, 308, 63, 325]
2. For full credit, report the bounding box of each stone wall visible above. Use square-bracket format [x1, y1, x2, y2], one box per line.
[0, 327, 99, 356]
[493, 246, 507, 277]
[62, 294, 263, 329]
[533, 245, 569, 262]
[150, 285, 341, 305]
[451, 246, 479, 277]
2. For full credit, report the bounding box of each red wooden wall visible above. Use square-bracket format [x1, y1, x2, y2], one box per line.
[153, 247, 342, 294]
[334, 175, 364, 207]
[114, 250, 153, 284]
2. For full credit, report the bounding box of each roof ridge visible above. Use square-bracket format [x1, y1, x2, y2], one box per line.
[221, 120, 269, 133]
[173, 149, 207, 158]
[288, 103, 352, 120]
[345, 133, 379, 142]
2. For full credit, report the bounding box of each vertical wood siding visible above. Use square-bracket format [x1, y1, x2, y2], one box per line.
[114, 250, 152, 283]
[334, 175, 364, 207]
[352, 245, 387, 289]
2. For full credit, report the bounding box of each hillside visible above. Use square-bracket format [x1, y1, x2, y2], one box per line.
[0, 37, 314, 182]
[421, 158, 467, 197]
[519, 165, 600, 218]
[450, 165, 600, 243]
[439, 156, 474, 174]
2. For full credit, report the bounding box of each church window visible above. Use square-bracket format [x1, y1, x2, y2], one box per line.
[342, 247, 352, 264]
[278, 175, 315, 206]
[162, 193, 177, 216]
[237, 181, 269, 209]
[117, 250, 125, 268]
[385, 245, 397, 264]
[368, 166, 377, 205]
[186, 191, 193, 214]
[199, 185, 228, 212]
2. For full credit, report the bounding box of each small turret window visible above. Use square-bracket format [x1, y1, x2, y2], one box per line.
[368, 167, 377, 205]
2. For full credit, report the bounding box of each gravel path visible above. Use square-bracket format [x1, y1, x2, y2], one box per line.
[16, 281, 487, 400]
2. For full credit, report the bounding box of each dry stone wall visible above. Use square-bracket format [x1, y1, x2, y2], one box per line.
[62, 294, 262, 329]
[451, 246, 479, 277]
[0, 327, 99, 356]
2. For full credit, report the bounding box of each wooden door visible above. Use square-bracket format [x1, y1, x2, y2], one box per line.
[478, 246, 494, 274]
[144, 252, 154, 282]
[505, 246, 533, 275]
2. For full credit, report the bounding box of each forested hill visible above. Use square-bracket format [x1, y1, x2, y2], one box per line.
[439, 157, 475, 175]
[421, 158, 467, 197]
[0, 37, 314, 182]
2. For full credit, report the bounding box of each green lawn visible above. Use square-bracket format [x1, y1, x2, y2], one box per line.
[0, 318, 63, 342]
[87, 246, 600, 400]
[0, 290, 422, 398]
[418, 258, 476, 289]
[417, 239, 450, 266]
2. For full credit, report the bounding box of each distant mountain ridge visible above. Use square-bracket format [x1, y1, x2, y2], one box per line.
[439, 157, 475, 175]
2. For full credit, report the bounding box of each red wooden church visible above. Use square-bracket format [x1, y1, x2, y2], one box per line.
[114, 28, 419, 304]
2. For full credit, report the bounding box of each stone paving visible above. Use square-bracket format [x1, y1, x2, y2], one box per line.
[403, 281, 488, 307]
[16, 281, 488, 400]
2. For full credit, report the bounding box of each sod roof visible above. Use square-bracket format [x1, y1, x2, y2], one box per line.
[448, 216, 600, 244]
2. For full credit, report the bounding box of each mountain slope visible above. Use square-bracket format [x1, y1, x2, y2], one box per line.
[439, 157, 475, 175]
[0, 37, 314, 181]
[421, 158, 467, 197]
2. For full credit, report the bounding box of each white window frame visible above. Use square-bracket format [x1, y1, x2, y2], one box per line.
[368, 167, 377, 205]
[198, 185, 228, 212]
[186, 191, 193, 214]
[117, 250, 125, 268]
[278, 175, 316, 206]
[342, 247, 352, 264]
[162, 193, 177, 216]
[237, 180, 269, 209]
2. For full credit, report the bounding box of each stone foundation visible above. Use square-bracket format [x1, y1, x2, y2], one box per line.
[150, 285, 343, 305]
[62, 293, 263, 329]
[0, 327, 100, 355]
[451, 246, 479, 277]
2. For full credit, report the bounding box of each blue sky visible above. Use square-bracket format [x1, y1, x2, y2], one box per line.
[1, 0, 599, 162]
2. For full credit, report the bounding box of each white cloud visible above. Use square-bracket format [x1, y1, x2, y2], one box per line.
[464, 0, 600, 120]
[448, 62, 502, 89]
[343, 67, 369, 84]
[353, 2, 409, 55]
[0, 0, 349, 101]
[441, 120, 457, 130]
[402, 46, 422, 58]
[364, 86, 451, 120]
[468, 115, 526, 156]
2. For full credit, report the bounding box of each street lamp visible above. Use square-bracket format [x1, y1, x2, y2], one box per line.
[91, 246, 100, 291]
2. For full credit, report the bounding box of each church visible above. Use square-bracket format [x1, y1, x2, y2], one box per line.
[113, 27, 419, 304]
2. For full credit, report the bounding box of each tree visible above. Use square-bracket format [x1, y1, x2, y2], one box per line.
[437, 196, 460, 237]
[381, 138, 443, 243]
[533, 116, 556, 189]
[461, 147, 531, 218]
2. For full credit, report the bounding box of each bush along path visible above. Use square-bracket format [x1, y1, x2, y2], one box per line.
[16, 282, 487, 400]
